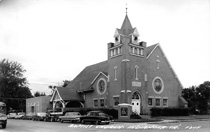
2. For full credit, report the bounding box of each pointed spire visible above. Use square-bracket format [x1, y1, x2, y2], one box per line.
[120, 14, 134, 36]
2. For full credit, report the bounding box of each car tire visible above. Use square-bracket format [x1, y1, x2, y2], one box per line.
[106, 122, 110, 124]
[95, 121, 99, 125]
[2, 124, 6, 129]
[81, 120, 85, 124]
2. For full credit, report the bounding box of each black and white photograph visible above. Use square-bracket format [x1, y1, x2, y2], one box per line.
[0, 0, 210, 131]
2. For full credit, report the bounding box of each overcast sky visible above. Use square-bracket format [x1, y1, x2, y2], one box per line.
[0, 0, 209, 95]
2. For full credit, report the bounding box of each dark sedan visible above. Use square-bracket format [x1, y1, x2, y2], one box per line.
[80, 111, 111, 125]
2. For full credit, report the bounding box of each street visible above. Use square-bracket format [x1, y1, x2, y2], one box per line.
[1, 119, 210, 132]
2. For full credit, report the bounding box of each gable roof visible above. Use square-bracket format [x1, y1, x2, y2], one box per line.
[146, 44, 183, 88]
[66, 61, 108, 91]
[51, 87, 84, 101]
[146, 44, 159, 58]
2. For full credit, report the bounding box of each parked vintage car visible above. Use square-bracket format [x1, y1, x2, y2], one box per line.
[14, 112, 25, 119]
[22, 112, 36, 120]
[32, 112, 47, 121]
[7, 113, 17, 119]
[59, 112, 81, 123]
[80, 111, 111, 125]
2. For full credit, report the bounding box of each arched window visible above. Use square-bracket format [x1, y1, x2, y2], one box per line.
[114, 66, 117, 81]
[135, 65, 139, 80]
[156, 59, 160, 69]
[132, 92, 140, 99]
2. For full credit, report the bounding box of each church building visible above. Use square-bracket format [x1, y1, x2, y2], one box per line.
[50, 13, 188, 116]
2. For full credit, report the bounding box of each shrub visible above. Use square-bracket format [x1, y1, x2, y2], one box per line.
[150, 107, 189, 117]
[130, 112, 141, 119]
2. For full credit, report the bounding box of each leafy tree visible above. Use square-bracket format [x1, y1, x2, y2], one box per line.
[62, 80, 71, 87]
[182, 81, 210, 114]
[0, 59, 33, 112]
[34, 91, 46, 97]
[48, 80, 71, 94]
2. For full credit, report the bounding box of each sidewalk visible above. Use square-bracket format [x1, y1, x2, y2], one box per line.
[151, 114, 210, 121]
[115, 114, 210, 123]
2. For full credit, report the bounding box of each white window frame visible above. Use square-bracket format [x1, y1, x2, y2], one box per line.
[132, 47, 135, 54]
[155, 97, 161, 107]
[93, 98, 98, 107]
[99, 98, 105, 108]
[110, 50, 113, 57]
[148, 96, 154, 107]
[163, 97, 168, 107]
[140, 48, 144, 56]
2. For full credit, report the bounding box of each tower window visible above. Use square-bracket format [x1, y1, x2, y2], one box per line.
[132, 47, 135, 54]
[140, 49, 144, 56]
[118, 47, 121, 54]
[137, 48, 140, 55]
[114, 66, 117, 81]
[135, 66, 139, 80]
[110, 50, 113, 57]
[114, 49, 116, 56]
[134, 36, 138, 41]
[115, 37, 118, 42]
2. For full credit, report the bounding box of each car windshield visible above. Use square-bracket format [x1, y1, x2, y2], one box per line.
[37, 113, 46, 116]
[99, 113, 106, 116]
[87, 112, 99, 116]
[0, 106, 6, 114]
[66, 112, 80, 116]
[18, 112, 25, 115]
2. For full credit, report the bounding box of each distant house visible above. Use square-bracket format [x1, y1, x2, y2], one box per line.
[50, 13, 188, 115]
[26, 96, 51, 114]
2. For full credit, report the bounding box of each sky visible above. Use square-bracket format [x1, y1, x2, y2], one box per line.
[0, 0, 209, 95]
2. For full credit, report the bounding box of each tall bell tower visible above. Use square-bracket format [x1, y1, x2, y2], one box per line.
[107, 9, 147, 118]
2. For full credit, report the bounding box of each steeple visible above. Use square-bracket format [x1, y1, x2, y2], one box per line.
[119, 14, 134, 36]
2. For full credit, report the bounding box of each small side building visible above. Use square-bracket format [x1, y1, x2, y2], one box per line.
[26, 96, 51, 114]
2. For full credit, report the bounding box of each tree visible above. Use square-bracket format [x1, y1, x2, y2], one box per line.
[48, 80, 71, 94]
[182, 81, 210, 114]
[34, 91, 46, 97]
[0, 59, 33, 112]
[62, 80, 71, 87]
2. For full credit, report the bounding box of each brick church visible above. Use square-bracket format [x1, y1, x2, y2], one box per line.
[50, 13, 188, 116]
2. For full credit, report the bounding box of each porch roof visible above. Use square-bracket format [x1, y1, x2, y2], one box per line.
[56, 87, 84, 101]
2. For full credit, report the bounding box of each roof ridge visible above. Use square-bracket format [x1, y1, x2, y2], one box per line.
[85, 60, 107, 68]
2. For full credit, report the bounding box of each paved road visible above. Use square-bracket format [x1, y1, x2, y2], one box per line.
[1, 119, 210, 132]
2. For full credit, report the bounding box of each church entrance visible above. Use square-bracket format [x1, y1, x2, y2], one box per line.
[131, 92, 141, 115]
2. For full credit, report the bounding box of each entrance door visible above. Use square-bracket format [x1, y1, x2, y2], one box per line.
[132, 92, 141, 115]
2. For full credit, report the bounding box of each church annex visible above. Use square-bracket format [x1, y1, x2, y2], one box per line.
[50, 13, 188, 116]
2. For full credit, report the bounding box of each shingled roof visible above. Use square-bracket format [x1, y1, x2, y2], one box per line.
[117, 14, 135, 36]
[66, 61, 108, 91]
[146, 44, 158, 57]
[58, 87, 83, 101]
